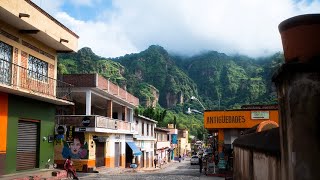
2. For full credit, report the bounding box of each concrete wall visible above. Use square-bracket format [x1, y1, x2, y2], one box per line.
[253, 152, 281, 180]
[274, 66, 320, 180]
[233, 147, 252, 180]
[233, 146, 281, 180]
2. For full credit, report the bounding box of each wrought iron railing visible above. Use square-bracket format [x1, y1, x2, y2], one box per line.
[0, 58, 73, 101]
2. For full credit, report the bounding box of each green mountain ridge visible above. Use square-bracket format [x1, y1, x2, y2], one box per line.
[57, 45, 284, 139]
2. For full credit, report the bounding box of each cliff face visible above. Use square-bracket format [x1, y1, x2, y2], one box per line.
[58, 46, 283, 109]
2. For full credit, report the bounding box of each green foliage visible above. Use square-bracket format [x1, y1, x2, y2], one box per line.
[58, 46, 285, 139]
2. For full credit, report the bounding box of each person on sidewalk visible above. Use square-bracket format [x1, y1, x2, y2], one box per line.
[199, 156, 203, 173]
[64, 156, 79, 180]
[154, 158, 158, 168]
[179, 155, 181, 162]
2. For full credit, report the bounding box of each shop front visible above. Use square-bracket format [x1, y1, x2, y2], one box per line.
[204, 107, 279, 153]
[54, 115, 132, 171]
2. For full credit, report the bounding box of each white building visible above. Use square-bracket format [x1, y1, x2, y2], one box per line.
[133, 115, 156, 168]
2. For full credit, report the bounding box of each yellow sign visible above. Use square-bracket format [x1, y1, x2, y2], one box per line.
[204, 110, 278, 129]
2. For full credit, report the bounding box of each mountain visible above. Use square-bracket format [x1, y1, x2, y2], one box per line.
[58, 46, 284, 110]
[57, 46, 284, 139]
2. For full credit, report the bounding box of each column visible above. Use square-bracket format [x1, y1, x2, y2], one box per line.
[86, 90, 91, 115]
[218, 129, 224, 153]
[122, 106, 126, 121]
[106, 100, 112, 118]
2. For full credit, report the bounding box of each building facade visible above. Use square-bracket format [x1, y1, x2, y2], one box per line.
[133, 115, 156, 168]
[54, 74, 139, 171]
[0, 0, 78, 175]
[154, 127, 170, 163]
[177, 129, 190, 158]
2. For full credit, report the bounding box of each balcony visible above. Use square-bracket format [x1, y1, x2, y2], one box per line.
[60, 74, 139, 107]
[56, 115, 136, 134]
[0, 58, 73, 105]
[156, 141, 171, 149]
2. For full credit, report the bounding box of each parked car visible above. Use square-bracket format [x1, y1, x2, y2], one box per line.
[190, 155, 199, 165]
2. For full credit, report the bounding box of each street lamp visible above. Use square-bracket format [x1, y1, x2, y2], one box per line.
[190, 96, 206, 110]
[186, 107, 203, 114]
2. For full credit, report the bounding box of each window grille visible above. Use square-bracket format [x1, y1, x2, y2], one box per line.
[28, 55, 48, 82]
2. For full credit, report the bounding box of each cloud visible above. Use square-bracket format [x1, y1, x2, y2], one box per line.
[55, 12, 138, 57]
[69, 0, 101, 7]
[34, 0, 320, 58]
[31, 0, 64, 15]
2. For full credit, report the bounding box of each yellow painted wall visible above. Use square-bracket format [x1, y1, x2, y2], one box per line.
[0, 93, 8, 153]
[204, 110, 279, 129]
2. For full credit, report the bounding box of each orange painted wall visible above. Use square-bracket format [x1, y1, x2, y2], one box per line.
[120, 155, 125, 168]
[105, 156, 115, 168]
[55, 159, 95, 171]
[0, 93, 8, 154]
[204, 110, 279, 129]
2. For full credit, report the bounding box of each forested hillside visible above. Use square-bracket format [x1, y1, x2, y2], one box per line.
[57, 45, 284, 139]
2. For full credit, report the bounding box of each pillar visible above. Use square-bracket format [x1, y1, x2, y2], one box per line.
[218, 129, 224, 152]
[122, 106, 126, 121]
[106, 100, 112, 118]
[275, 14, 320, 180]
[86, 90, 91, 115]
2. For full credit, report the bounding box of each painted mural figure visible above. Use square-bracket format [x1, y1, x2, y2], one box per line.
[62, 136, 88, 159]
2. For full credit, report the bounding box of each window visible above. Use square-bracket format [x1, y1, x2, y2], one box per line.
[0, 41, 13, 85]
[142, 123, 144, 136]
[147, 124, 149, 136]
[28, 55, 48, 82]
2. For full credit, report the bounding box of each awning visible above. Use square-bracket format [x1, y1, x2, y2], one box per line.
[126, 142, 142, 156]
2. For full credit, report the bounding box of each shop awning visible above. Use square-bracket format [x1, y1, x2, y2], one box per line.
[126, 142, 142, 156]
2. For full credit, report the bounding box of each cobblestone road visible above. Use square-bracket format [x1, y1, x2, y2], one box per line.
[77, 158, 224, 180]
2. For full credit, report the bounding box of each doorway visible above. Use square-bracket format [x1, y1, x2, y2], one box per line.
[95, 142, 105, 167]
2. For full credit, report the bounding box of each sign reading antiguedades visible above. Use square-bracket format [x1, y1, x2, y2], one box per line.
[204, 110, 279, 129]
[207, 116, 246, 124]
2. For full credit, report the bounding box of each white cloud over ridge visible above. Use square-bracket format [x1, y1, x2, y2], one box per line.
[35, 0, 320, 58]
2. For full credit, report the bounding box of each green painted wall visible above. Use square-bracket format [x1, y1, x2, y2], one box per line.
[6, 95, 55, 174]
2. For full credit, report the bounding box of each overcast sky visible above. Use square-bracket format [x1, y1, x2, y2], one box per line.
[33, 0, 320, 58]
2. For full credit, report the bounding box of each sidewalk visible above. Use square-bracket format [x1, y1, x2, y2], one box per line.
[138, 160, 174, 173]
[0, 169, 67, 180]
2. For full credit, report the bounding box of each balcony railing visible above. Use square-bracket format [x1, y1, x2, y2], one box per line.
[0, 58, 73, 101]
[56, 115, 134, 132]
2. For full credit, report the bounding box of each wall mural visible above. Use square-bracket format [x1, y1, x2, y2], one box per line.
[55, 126, 88, 160]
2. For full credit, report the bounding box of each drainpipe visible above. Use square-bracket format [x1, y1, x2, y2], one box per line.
[273, 14, 320, 180]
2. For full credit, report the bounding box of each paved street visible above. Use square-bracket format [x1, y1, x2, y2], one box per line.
[77, 158, 224, 180]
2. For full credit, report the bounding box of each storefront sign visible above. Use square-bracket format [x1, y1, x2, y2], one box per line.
[251, 111, 270, 119]
[171, 134, 177, 144]
[82, 117, 91, 127]
[204, 110, 278, 129]
[57, 126, 65, 135]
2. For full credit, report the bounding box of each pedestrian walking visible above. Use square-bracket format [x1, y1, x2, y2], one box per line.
[64, 156, 79, 180]
[154, 158, 158, 168]
[199, 156, 203, 173]
[179, 155, 181, 163]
